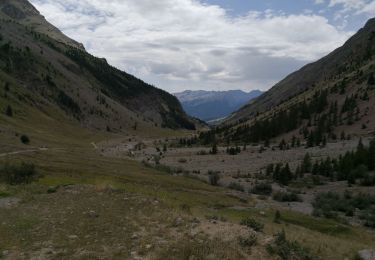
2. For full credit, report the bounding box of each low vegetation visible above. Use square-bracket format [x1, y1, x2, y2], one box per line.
[240, 217, 264, 232]
[250, 183, 273, 195]
[267, 230, 317, 260]
[0, 162, 38, 185]
[228, 182, 245, 192]
[312, 191, 375, 227]
[273, 191, 302, 202]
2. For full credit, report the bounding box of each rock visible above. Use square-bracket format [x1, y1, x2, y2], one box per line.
[131, 234, 138, 240]
[174, 217, 183, 226]
[68, 235, 78, 240]
[145, 244, 152, 250]
[2, 250, 9, 256]
[87, 210, 99, 218]
[358, 249, 375, 260]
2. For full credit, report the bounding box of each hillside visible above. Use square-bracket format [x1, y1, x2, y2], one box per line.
[0, 0, 196, 134]
[216, 18, 375, 145]
[175, 89, 262, 122]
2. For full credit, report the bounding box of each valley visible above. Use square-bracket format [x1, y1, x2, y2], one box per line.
[0, 0, 375, 260]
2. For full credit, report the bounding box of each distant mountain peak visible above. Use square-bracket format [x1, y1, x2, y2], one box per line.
[175, 89, 263, 122]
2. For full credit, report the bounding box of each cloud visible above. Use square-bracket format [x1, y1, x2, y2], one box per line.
[30, 0, 352, 92]
[329, 0, 375, 15]
[314, 0, 325, 5]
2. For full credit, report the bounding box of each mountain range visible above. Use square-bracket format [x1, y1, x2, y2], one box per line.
[175, 90, 262, 122]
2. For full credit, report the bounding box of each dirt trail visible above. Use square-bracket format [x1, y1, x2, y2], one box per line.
[0, 148, 49, 157]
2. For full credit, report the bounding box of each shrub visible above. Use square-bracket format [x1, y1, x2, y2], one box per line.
[313, 192, 375, 222]
[240, 217, 264, 232]
[5, 105, 12, 117]
[20, 135, 30, 144]
[360, 207, 375, 228]
[267, 230, 316, 260]
[228, 182, 245, 192]
[178, 158, 187, 163]
[0, 162, 38, 185]
[274, 210, 281, 223]
[238, 233, 257, 248]
[208, 171, 220, 186]
[251, 183, 273, 195]
[197, 150, 208, 155]
[312, 192, 342, 218]
[273, 191, 302, 202]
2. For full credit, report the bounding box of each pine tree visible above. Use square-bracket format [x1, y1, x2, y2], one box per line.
[279, 139, 286, 150]
[274, 210, 281, 224]
[302, 153, 312, 173]
[368, 73, 375, 86]
[210, 143, 218, 155]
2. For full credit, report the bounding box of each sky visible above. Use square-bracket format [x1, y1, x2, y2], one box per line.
[29, 0, 375, 93]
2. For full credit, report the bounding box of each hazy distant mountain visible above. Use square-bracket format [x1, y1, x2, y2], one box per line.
[174, 90, 263, 121]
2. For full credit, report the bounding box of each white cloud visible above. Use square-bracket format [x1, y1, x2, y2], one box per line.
[30, 0, 352, 92]
[329, 0, 375, 15]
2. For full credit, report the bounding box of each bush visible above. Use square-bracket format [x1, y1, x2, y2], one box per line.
[0, 162, 38, 185]
[197, 150, 208, 155]
[360, 207, 375, 228]
[240, 217, 264, 232]
[273, 191, 302, 202]
[238, 233, 257, 248]
[5, 105, 12, 117]
[267, 230, 316, 260]
[228, 182, 245, 192]
[274, 210, 281, 223]
[20, 135, 30, 144]
[208, 171, 220, 186]
[313, 192, 375, 222]
[251, 183, 273, 195]
[178, 158, 187, 163]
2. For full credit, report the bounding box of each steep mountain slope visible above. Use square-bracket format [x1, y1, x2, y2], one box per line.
[211, 18, 375, 145]
[175, 89, 262, 121]
[226, 18, 375, 126]
[0, 0, 196, 133]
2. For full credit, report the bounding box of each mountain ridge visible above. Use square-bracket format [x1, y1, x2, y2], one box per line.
[0, 0, 197, 133]
[175, 89, 262, 121]
[225, 17, 375, 126]
[201, 17, 375, 146]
